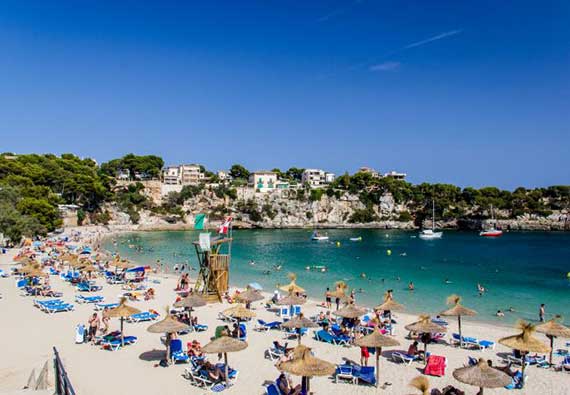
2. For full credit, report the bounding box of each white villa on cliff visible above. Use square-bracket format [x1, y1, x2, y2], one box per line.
[301, 169, 335, 187]
[248, 171, 277, 193]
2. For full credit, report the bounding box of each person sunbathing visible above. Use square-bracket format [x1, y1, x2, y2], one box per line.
[407, 341, 424, 358]
[276, 373, 302, 395]
[201, 361, 226, 382]
[188, 340, 203, 357]
[144, 288, 155, 300]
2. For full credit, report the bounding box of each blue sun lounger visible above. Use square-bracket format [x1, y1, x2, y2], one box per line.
[265, 383, 280, 395]
[315, 329, 349, 345]
[34, 299, 64, 309]
[95, 302, 119, 311]
[256, 319, 282, 331]
[193, 324, 208, 332]
[76, 282, 103, 292]
[101, 336, 138, 351]
[392, 352, 419, 365]
[353, 365, 376, 386]
[75, 295, 104, 304]
[127, 311, 159, 323]
[44, 303, 74, 314]
[170, 339, 189, 363]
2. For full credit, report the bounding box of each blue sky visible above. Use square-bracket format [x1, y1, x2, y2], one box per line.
[0, 1, 568, 189]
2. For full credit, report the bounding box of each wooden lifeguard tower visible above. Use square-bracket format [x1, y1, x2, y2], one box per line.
[193, 235, 233, 303]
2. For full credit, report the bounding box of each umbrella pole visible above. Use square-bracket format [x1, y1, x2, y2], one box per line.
[298, 330, 301, 345]
[166, 333, 171, 365]
[424, 342, 428, 366]
[375, 346, 381, 388]
[480, 386, 483, 395]
[521, 354, 526, 388]
[120, 317, 124, 347]
[224, 352, 229, 388]
[458, 315, 462, 348]
[549, 335, 554, 365]
[189, 309, 193, 332]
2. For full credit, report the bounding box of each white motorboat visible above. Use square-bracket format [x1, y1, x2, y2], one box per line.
[311, 230, 329, 241]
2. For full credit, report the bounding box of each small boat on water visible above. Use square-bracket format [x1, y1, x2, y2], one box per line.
[311, 230, 329, 241]
[480, 205, 503, 237]
[419, 200, 443, 239]
[479, 229, 503, 237]
[349, 236, 362, 242]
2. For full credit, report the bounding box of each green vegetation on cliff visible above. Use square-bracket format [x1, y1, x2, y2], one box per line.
[1, 155, 568, 240]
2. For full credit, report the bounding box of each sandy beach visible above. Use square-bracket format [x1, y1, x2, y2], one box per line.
[0, 233, 566, 395]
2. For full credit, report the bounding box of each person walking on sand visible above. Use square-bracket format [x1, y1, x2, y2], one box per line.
[88, 313, 100, 343]
[539, 304, 546, 322]
[324, 288, 331, 309]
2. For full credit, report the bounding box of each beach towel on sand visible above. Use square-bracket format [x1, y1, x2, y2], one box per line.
[424, 355, 446, 376]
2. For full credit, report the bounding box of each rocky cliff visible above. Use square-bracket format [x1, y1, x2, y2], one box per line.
[100, 186, 569, 232]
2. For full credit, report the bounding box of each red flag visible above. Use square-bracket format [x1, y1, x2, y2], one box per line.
[218, 216, 233, 234]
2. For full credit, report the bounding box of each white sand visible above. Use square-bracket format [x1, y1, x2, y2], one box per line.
[0, 246, 565, 395]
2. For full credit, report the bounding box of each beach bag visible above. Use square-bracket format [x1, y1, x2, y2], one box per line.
[75, 324, 85, 344]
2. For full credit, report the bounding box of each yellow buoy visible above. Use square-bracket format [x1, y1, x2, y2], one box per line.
[567, 272, 570, 279]
[387, 249, 392, 256]
[336, 241, 341, 247]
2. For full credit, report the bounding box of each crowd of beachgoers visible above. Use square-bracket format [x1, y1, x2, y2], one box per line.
[0, 229, 569, 395]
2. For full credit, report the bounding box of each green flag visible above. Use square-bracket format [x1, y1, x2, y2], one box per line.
[194, 214, 206, 230]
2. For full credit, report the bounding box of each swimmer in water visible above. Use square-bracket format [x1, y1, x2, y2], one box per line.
[408, 282, 415, 291]
[396, 276, 401, 281]
[249, 260, 255, 266]
[477, 283, 486, 296]
[262, 270, 271, 275]
[360, 272, 367, 279]
[400, 252, 407, 257]
[444, 279, 452, 284]
[274, 265, 282, 271]
[496, 310, 505, 317]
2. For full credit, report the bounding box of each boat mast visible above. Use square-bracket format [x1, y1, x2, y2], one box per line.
[432, 200, 435, 230]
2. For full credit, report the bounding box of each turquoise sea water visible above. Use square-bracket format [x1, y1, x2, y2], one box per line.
[103, 229, 570, 325]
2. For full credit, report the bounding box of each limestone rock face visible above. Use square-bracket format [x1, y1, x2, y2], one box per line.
[101, 186, 568, 232]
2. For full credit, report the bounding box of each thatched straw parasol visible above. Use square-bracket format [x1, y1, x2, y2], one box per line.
[277, 345, 336, 394]
[20, 264, 48, 278]
[498, 321, 551, 388]
[405, 315, 447, 363]
[375, 292, 404, 322]
[78, 264, 99, 273]
[329, 280, 350, 300]
[202, 336, 248, 387]
[235, 288, 265, 304]
[453, 358, 511, 395]
[333, 303, 368, 319]
[173, 293, 206, 326]
[107, 298, 141, 346]
[409, 376, 430, 395]
[223, 304, 256, 320]
[147, 307, 190, 363]
[354, 329, 400, 387]
[279, 273, 305, 294]
[440, 294, 477, 348]
[536, 315, 570, 364]
[276, 293, 306, 307]
[281, 313, 318, 344]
